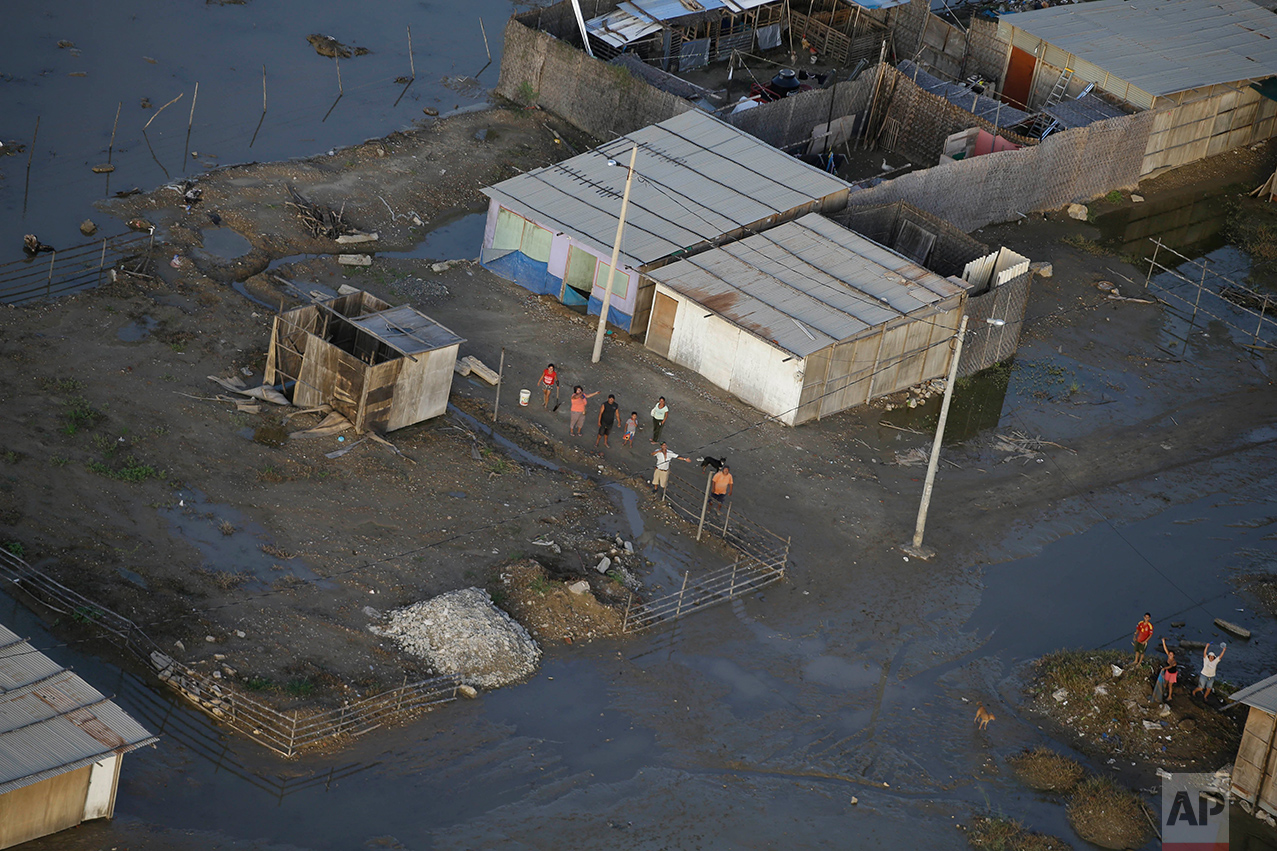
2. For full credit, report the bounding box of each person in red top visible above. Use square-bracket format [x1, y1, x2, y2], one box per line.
[1132, 612, 1154, 666]
[539, 364, 557, 409]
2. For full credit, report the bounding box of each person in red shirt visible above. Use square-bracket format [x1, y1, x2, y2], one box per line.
[1132, 613, 1154, 666]
[539, 364, 557, 409]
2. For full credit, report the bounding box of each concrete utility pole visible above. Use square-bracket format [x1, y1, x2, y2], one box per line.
[592, 143, 637, 364]
[903, 315, 968, 560]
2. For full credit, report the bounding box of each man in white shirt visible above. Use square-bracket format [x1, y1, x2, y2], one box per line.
[650, 441, 690, 493]
[1192, 642, 1226, 701]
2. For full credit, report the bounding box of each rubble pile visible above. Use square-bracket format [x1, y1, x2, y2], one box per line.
[371, 588, 541, 688]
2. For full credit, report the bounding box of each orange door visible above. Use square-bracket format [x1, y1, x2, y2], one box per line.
[1003, 46, 1036, 110]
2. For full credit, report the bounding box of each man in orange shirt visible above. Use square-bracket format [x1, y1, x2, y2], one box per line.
[1132, 613, 1154, 666]
[710, 465, 733, 512]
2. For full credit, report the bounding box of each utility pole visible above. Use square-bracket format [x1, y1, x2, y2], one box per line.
[592, 144, 637, 364]
[903, 315, 968, 560]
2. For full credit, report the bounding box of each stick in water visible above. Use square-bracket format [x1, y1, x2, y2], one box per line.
[143, 92, 183, 131]
[108, 101, 121, 163]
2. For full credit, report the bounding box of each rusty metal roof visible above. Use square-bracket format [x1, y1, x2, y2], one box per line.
[1004, 0, 1277, 96]
[1231, 672, 1277, 714]
[0, 623, 157, 796]
[483, 111, 850, 270]
[647, 214, 969, 357]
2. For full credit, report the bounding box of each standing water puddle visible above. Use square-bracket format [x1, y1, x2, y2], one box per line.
[117, 315, 158, 342]
[199, 227, 253, 260]
[160, 488, 330, 587]
[387, 212, 486, 260]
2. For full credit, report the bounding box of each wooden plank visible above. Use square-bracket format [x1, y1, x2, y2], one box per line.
[462, 355, 500, 385]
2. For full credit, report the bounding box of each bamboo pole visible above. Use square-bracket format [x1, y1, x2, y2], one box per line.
[408, 25, 416, 79]
[250, 66, 267, 148]
[23, 116, 39, 215]
[143, 92, 183, 131]
[905, 316, 967, 558]
[675, 571, 689, 619]
[493, 348, 505, 421]
[479, 18, 491, 62]
[45, 251, 56, 298]
[182, 83, 199, 171]
[695, 468, 713, 541]
[107, 101, 121, 163]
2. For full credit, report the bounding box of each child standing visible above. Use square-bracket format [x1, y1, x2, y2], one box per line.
[623, 412, 639, 447]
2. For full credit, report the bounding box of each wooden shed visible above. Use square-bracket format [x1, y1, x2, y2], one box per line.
[1230, 673, 1277, 817]
[0, 623, 157, 849]
[264, 291, 464, 433]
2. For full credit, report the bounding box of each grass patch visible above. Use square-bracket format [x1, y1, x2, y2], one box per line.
[284, 678, 315, 697]
[966, 815, 1070, 851]
[87, 456, 161, 483]
[1066, 777, 1152, 850]
[1104, 189, 1122, 204]
[61, 396, 104, 435]
[40, 377, 85, 394]
[2, 541, 25, 558]
[244, 676, 274, 691]
[1008, 747, 1085, 794]
[258, 464, 291, 483]
[194, 566, 253, 590]
[1060, 233, 1111, 256]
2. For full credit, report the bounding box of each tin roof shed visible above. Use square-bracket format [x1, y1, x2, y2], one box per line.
[482, 110, 851, 272]
[0, 622, 156, 798]
[1002, 0, 1277, 98]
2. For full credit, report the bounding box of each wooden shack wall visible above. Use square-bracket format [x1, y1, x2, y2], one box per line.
[385, 344, 460, 431]
[1233, 705, 1277, 814]
[0, 764, 93, 850]
[295, 334, 366, 423]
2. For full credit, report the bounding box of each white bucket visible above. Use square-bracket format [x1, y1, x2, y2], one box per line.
[519, 389, 531, 406]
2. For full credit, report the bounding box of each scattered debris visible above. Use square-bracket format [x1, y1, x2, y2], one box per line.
[79, 219, 97, 236]
[1214, 618, 1250, 639]
[1067, 203, 1089, 221]
[337, 254, 372, 266]
[286, 185, 355, 239]
[306, 33, 369, 59]
[460, 355, 500, 385]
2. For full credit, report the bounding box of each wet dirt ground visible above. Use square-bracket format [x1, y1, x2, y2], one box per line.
[3, 8, 1277, 848]
[3, 131, 1276, 850]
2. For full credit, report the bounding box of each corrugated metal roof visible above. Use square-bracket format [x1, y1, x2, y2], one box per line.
[647, 213, 969, 357]
[898, 60, 1031, 127]
[585, 8, 664, 48]
[483, 111, 851, 270]
[1043, 93, 1128, 129]
[346, 305, 465, 356]
[1004, 0, 1277, 96]
[0, 622, 157, 796]
[1230, 672, 1277, 714]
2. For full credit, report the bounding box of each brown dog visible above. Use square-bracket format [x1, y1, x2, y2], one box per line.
[974, 702, 995, 730]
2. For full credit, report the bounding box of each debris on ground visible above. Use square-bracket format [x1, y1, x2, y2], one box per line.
[1065, 776, 1152, 850]
[1008, 747, 1084, 793]
[306, 33, 369, 59]
[963, 814, 1069, 851]
[1027, 649, 1241, 769]
[492, 558, 624, 644]
[371, 588, 541, 689]
[286, 185, 356, 240]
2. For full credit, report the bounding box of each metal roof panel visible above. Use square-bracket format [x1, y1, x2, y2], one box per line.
[1230, 672, 1277, 714]
[1005, 0, 1277, 96]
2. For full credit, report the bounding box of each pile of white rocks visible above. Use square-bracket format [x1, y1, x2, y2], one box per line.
[370, 588, 541, 689]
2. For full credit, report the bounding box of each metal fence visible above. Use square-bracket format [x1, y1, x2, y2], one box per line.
[0, 232, 153, 304]
[659, 469, 791, 565]
[0, 549, 460, 758]
[621, 554, 787, 632]
[1144, 239, 1277, 352]
[616, 469, 791, 633]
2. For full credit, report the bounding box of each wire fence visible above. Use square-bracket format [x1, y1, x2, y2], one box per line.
[621, 553, 787, 632]
[0, 232, 154, 304]
[659, 469, 791, 565]
[0, 549, 460, 758]
[1143, 238, 1277, 352]
[618, 469, 791, 632]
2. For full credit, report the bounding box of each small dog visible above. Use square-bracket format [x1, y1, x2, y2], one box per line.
[700, 455, 726, 472]
[974, 702, 995, 730]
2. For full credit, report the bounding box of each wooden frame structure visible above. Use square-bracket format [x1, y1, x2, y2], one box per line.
[264, 291, 464, 433]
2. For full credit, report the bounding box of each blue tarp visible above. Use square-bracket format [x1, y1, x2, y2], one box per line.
[481, 249, 561, 297]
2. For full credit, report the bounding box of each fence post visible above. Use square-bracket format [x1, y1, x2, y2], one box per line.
[675, 571, 689, 619]
[1256, 296, 1268, 346]
[695, 469, 714, 541]
[45, 250, 55, 297]
[97, 238, 107, 288]
[1145, 239, 1161, 289]
[622, 590, 633, 632]
[1191, 259, 1208, 323]
[729, 559, 738, 598]
[722, 502, 732, 536]
[288, 711, 298, 758]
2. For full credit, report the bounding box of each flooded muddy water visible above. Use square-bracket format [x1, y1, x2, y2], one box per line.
[0, 0, 525, 299]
